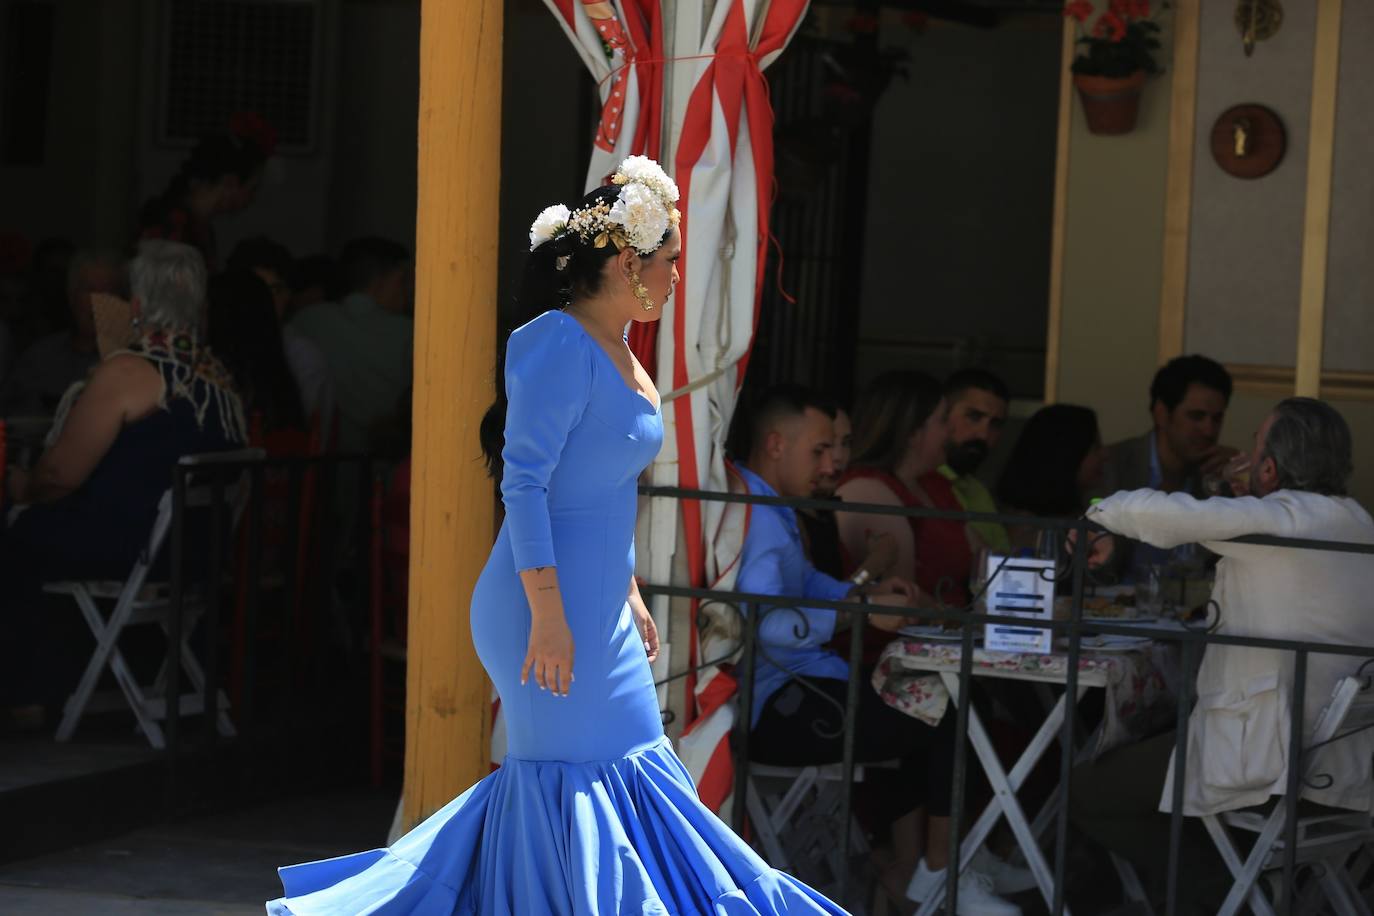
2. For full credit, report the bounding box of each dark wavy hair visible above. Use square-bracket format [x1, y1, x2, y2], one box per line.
[1150, 354, 1232, 412]
[206, 268, 305, 432]
[139, 132, 272, 237]
[478, 185, 668, 479]
[161, 132, 269, 203]
[849, 371, 944, 472]
[996, 404, 1100, 517]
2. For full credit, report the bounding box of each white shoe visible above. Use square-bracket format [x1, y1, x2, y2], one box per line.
[969, 847, 1038, 894]
[907, 858, 1022, 916]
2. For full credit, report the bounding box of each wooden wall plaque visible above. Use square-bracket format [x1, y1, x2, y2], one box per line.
[1211, 104, 1286, 179]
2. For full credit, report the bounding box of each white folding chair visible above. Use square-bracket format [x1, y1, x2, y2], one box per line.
[1203, 675, 1374, 916]
[745, 760, 886, 903]
[44, 448, 264, 748]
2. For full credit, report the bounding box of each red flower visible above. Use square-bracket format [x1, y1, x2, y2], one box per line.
[901, 11, 929, 31]
[1063, 0, 1094, 23]
[1093, 10, 1128, 42]
[845, 13, 879, 35]
[228, 111, 278, 157]
[823, 83, 863, 106]
[1109, 0, 1150, 21]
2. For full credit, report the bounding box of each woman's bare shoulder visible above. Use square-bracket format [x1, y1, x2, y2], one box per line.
[836, 475, 902, 506]
[87, 352, 163, 404]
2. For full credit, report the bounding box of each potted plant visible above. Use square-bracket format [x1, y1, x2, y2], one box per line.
[1064, 0, 1164, 135]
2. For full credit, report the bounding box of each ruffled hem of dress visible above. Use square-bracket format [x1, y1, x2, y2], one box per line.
[266, 737, 847, 916]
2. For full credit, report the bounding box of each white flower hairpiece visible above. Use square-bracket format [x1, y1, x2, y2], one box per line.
[529, 204, 570, 251]
[607, 156, 681, 254]
[526, 156, 681, 259]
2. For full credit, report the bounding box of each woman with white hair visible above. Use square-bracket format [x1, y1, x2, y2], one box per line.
[1, 240, 245, 722]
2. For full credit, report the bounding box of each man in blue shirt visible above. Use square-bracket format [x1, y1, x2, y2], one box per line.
[735, 385, 1025, 913]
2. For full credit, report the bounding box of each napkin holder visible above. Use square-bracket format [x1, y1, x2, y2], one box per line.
[983, 554, 1056, 654]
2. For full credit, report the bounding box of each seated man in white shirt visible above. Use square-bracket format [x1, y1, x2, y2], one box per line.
[1069, 397, 1374, 908]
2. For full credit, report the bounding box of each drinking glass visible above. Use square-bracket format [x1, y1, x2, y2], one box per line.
[1136, 564, 1165, 618]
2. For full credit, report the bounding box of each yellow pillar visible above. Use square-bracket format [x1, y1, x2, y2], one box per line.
[404, 0, 502, 827]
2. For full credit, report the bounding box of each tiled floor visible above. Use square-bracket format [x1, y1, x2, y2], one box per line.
[0, 735, 160, 793]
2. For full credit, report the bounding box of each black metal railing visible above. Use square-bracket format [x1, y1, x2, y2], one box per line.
[638, 482, 1374, 915]
[162, 452, 378, 780]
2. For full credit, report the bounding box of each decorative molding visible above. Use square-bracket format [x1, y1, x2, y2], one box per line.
[1295, 0, 1344, 396]
[1227, 363, 1374, 400]
[1045, 15, 1075, 402]
[1158, 0, 1201, 362]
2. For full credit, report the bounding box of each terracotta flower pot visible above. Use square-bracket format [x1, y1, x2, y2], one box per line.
[1073, 70, 1148, 135]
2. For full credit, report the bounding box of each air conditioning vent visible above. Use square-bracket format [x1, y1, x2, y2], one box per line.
[158, 0, 320, 152]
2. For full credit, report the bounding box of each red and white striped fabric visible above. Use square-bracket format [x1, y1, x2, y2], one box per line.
[535, 0, 811, 814]
[658, 0, 809, 813]
[542, 2, 663, 183]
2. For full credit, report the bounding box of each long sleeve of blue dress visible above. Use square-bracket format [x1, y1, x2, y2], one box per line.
[499, 315, 594, 572]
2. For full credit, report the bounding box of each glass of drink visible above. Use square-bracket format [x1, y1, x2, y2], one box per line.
[1136, 564, 1165, 618]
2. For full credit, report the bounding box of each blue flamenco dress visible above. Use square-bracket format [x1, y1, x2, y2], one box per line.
[268, 310, 847, 915]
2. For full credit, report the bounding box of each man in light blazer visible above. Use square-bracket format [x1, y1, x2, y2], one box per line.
[1071, 398, 1374, 905]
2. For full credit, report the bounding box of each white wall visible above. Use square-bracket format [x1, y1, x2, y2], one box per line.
[0, 0, 141, 249]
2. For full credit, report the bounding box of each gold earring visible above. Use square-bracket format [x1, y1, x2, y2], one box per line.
[629, 271, 655, 311]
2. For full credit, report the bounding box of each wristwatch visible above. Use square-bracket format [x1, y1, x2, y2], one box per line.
[850, 568, 871, 587]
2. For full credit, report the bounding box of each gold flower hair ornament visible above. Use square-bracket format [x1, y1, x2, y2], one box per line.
[528, 156, 681, 258]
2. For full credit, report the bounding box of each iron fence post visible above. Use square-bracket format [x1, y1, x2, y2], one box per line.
[732, 602, 757, 836]
[838, 605, 866, 906]
[1280, 650, 1307, 914]
[1055, 519, 1086, 915]
[241, 464, 265, 733]
[1166, 638, 1200, 915]
[203, 472, 226, 749]
[165, 465, 188, 791]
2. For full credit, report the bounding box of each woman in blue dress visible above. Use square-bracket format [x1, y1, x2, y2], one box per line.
[268, 157, 847, 914]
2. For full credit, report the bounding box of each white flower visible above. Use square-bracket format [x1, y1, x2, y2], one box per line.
[610, 183, 671, 253]
[529, 204, 570, 251]
[614, 155, 680, 207]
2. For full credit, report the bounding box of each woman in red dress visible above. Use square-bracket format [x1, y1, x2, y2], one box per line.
[835, 371, 985, 610]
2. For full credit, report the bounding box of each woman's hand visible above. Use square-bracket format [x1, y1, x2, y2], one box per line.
[860, 531, 899, 580]
[522, 613, 575, 696]
[628, 578, 659, 663]
[857, 576, 922, 605]
[633, 602, 660, 663]
[868, 612, 913, 633]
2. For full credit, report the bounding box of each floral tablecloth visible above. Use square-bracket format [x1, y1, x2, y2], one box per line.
[873, 638, 1179, 757]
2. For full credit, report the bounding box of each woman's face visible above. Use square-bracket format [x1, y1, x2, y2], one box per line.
[627, 226, 680, 324]
[218, 170, 262, 214]
[1077, 440, 1109, 495]
[816, 409, 852, 496]
[831, 409, 853, 477]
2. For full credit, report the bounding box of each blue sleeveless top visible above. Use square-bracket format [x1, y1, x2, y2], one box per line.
[7, 339, 246, 581]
